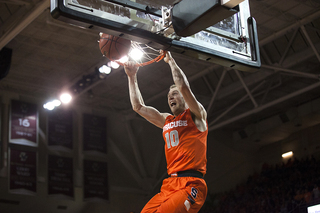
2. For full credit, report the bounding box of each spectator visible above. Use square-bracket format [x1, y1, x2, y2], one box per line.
[199, 156, 320, 213]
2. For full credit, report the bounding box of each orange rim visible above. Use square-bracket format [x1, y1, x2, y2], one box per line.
[115, 50, 167, 67]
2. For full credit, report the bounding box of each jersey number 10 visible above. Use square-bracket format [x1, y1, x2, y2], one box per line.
[165, 130, 180, 149]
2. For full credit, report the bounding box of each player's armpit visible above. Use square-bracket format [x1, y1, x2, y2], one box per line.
[135, 105, 168, 128]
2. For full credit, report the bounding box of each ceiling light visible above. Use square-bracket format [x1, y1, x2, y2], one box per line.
[43, 99, 61, 110]
[43, 102, 55, 110]
[60, 93, 72, 104]
[282, 151, 293, 158]
[52, 99, 61, 107]
[99, 65, 111, 74]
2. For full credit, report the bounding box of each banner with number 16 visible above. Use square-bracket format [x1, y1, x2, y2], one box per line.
[9, 100, 38, 147]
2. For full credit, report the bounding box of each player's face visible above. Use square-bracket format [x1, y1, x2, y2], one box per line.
[168, 88, 186, 115]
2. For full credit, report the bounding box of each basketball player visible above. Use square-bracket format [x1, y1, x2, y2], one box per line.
[124, 51, 208, 213]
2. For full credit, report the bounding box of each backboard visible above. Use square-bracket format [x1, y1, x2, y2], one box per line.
[51, 0, 260, 72]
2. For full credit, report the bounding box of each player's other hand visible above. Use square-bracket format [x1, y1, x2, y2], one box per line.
[163, 51, 173, 63]
[124, 61, 139, 77]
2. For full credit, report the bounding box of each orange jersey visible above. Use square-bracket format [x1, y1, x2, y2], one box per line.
[162, 108, 207, 176]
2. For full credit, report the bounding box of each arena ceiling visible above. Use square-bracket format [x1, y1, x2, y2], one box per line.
[0, 0, 320, 148]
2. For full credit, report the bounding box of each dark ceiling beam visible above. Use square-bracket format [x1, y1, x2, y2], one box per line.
[281, 42, 320, 68]
[235, 70, 258, 108]
[209, 80, 266, 127]
[0, 0, 49, 50]
[259, 10, 320, 46]
[209, 81, 320, 131]
[261, 64, 320, 80]
[278, 28, 299, 65]
[300, 25, 320, 62]
[207, 69, 227, 113]
[216, 38, 320, 101]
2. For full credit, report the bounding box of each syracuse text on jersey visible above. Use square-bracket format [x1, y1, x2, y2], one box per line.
[163, 120, 188, 131]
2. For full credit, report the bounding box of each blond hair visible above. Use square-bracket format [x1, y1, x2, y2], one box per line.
[169, 84, 176, 90]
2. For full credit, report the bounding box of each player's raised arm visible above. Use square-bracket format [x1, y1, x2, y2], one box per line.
[124, 61, 170, 128]
[164, 52, 207, 129]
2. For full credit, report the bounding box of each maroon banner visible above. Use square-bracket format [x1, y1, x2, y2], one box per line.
[48, 110, 73, 149]
[10, 100, 38, 146]
[83, 160, 108, 200]
[9, 148, 37, 194]
[48, 155, 74, 198]
[83, 114, 107, 153]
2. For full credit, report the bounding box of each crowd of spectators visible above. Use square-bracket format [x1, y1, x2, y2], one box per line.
[200, 156, 320, 213]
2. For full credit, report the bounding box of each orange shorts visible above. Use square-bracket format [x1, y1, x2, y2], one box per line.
[141, 176, 207, 213]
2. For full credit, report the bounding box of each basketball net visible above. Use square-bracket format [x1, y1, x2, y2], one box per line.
[113, 41, 167, 67]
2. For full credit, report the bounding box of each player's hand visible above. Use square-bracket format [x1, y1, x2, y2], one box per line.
[163, 51, 173, 63]
[124, 61, 139, 77]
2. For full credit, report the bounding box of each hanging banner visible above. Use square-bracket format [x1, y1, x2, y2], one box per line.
[9, 148, 37, 195]
[48, 155, 74, 198]
[83, 114, 107, 154]
[83, 160, 108, 201]
[9, 100, 38, 147]
[48, 110, 73, 150]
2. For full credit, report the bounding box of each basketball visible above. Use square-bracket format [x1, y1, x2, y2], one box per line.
[99, 33, 131, 60]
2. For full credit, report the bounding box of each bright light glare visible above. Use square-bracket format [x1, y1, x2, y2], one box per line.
[129, 48, 143, 60]
[99, 65, 111, 74]
[43, 99, 61, 110]
[52, 99, 61, 107]
[282, 151, 293, 158]
[110, 61, 120, 69]
[119, 56, 128, 63]
[60, 93, 72, 104]
[43, 102, 54, 110]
